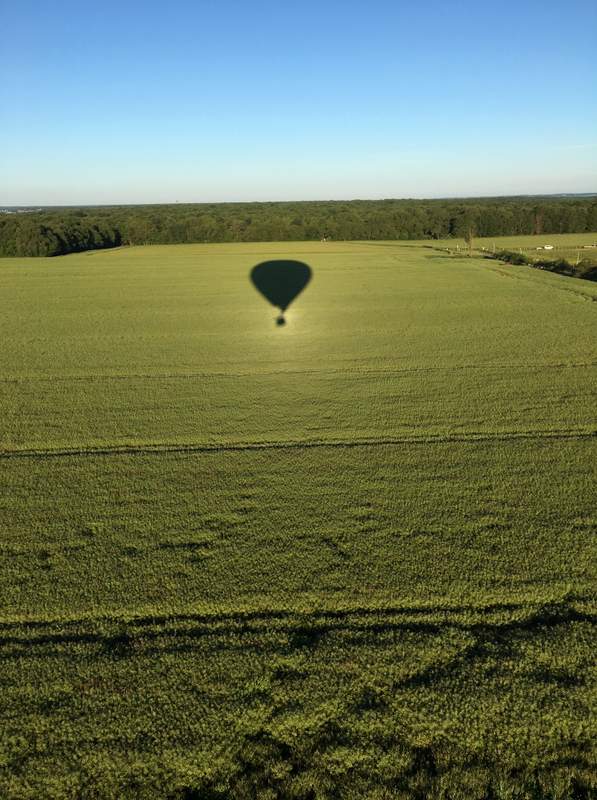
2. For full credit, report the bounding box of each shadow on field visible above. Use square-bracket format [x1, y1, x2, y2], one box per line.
[250, 260, 312, 325]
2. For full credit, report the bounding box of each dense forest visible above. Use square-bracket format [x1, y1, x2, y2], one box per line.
[1, 196, 596, 257]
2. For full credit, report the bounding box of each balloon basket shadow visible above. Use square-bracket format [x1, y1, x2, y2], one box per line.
[276, 314, 286, 326]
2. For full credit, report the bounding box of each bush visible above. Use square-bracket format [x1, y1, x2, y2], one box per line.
[494, 250, 531, 266]
[493, 250, 597, 283]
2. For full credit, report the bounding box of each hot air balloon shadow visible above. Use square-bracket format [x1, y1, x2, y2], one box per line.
[250, 260, 312, 325]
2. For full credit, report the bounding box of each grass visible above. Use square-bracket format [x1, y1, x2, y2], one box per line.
[0, 237, 596, 798]
[433, 231, 597, 252]
[432, 232, 597, 272]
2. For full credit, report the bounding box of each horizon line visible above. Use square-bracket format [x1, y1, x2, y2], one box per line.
[2, 191, 597, 209]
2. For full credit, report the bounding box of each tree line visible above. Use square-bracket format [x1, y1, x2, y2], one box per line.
[1, 196, 596, 257]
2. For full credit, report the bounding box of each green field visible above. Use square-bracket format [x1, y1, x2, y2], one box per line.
[1, 238, 596, 799]
[433, 232, 597, 271]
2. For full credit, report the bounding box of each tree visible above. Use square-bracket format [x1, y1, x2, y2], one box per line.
[463, 223, 475, 256]
[2, 197, 596, 257]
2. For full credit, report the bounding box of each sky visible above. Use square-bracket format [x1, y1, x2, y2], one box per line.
[1, 0, 596, 205]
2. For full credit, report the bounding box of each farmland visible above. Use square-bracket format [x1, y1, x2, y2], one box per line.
[434, 232, 597, 278]
[1, 238, 596, 799]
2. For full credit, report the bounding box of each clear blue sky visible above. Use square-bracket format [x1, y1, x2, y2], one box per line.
[1, 0, 596, 205]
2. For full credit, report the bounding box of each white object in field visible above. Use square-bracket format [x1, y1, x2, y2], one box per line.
[543, 245, 554, 250]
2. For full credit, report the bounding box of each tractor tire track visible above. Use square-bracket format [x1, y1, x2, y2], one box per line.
[0, 428, 595, 461]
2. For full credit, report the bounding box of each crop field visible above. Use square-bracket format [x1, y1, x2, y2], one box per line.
[434, 232, 597, 269]
[1, 238, 596, 799]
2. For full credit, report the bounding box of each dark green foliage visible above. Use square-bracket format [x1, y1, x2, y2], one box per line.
[0, 214, 121, 257]
[1, 196, 596, 256]
[494, 250, 532, 265]
[494, 250, 597, 281]
[576, 261, 597, 281]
